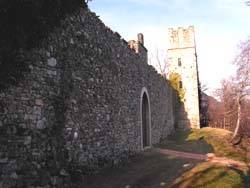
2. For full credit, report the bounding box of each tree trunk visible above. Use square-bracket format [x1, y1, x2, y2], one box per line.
[232, 96, 241, 139]
[223, 116, 226, 129]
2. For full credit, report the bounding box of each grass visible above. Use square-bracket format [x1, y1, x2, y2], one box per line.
[156, 128, 213, 154]
[188, 127, 250, 162]
[170, 162, 244, 188]
[158, 127, 250, 188]
[158, 127, 250, 162]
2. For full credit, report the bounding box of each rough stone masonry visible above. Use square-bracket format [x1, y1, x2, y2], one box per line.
[0, 6, 179, 188]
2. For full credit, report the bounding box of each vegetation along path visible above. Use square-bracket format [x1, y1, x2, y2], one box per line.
[82, 128, 250, 188]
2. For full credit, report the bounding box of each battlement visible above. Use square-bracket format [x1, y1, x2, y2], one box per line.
[128, 33, 145, 52]
[128, 33, 148, 63]
[168, 26, 196, 49]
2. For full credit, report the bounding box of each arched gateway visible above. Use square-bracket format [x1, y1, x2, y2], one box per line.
[140, 87, 151, 149]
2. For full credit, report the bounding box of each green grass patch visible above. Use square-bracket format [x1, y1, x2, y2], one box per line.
[156, 129, 213, 154]
[158, 127, 250, 162]
[170, 162, 244, 188]
[188, 128, 250, 162]
[158, 127, 250, 187]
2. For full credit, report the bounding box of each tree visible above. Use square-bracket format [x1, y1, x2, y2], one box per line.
[169, 72, 185, 102]
[231, 37, 250, 139]
[213, 79, 237, 130]
[149, 48, 168, 78]
[207, 93, 224, 128]
[206, 38, 249, 140]
[198, 82, 210, 127]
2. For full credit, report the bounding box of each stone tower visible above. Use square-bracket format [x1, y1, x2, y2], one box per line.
[167, 26, 200, 129]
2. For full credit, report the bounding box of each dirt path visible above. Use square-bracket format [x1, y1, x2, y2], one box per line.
[81, 150, 200, 188]
[82, 148, 249, 188]
[154, 148, 250, 172]
[154, 148, 207, 160]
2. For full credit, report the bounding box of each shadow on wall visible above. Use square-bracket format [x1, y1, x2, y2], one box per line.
[0, 1, 88, 187]
[0, 0, 87, 91]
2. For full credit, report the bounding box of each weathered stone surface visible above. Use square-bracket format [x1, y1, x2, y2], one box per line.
[36, 119, 46, 129]
[0, 158, 8, 164]
[47, 57, 57, 67]
[24, 136, 32, 145]
[168, 26, 200, 129]
[35, 99, 44, 106]
[0, 6, 178, 188]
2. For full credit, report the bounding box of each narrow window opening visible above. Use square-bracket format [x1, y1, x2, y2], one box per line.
[142, 93, 150, 148]
[178, 58, 182, 66]
[179, 81, 183, 89]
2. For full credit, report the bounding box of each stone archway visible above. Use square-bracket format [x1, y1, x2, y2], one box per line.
[140, 87, 151, 149]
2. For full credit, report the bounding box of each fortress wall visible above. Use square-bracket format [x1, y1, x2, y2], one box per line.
[0, 7, 176, 187]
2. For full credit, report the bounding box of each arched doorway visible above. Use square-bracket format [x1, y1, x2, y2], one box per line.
[140, 87, 151, 149]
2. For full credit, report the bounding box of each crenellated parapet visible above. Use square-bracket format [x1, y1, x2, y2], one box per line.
[128, 33, 148, 63]
[168, 26, 196, 49]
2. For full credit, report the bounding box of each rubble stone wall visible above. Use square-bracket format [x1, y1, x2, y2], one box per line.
[0, 7, 176, 187]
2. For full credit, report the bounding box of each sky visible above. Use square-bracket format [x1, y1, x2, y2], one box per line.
[89, 0, 250, 95]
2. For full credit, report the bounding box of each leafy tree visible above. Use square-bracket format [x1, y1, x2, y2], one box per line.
[169, 72, 185, 102]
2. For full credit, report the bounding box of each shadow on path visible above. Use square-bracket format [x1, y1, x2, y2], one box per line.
[81, 150, 200, 188]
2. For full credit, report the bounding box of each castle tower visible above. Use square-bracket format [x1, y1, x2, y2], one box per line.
[167, 26, 200, 129]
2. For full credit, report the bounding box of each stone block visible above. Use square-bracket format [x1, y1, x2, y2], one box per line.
[0, 158, 8, 164]
[24, 136, 32, 145]
[37, 119, 46, 130]
[47, 57, 57, 67]
[47, 70, 57, 76]
[35, 99, 44, 106]
[34, 106, 42, 116]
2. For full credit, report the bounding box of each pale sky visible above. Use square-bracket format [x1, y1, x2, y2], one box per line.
[89, 0, 250, 94]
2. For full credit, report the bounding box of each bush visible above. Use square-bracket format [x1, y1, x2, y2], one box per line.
[169, 72, 185, 101]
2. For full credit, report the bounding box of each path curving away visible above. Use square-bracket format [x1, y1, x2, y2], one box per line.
[154, 148, 207, 160]
[154, 148, 250, 171]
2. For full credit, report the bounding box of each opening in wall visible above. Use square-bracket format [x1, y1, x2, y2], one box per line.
[178, 58, 182, 66]
[140, 87, 151, 149]
[179, 81, 183, 89]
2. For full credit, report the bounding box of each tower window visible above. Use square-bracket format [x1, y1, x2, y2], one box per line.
[179, 81, 183, 89]
[178, 58, 182, 66]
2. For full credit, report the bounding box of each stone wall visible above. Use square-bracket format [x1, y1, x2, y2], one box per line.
[0, 7, 176, 187]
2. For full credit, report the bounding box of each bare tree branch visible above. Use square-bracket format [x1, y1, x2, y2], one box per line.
[149, 48, 168, 78]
